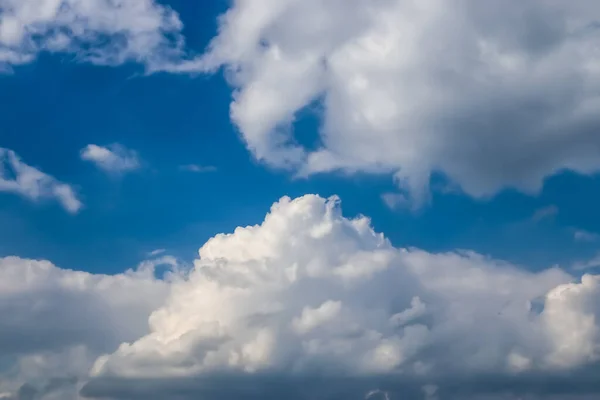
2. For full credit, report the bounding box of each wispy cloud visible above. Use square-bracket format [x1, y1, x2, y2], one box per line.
[179, 164, 217, 173]
[381, 192, 409, 211]
[571, 253, 600, 271]
[80, 144, 140, 174]
[531, 205, 559, 222]
[148, 249, 166, 257]
[0, 148, 82, 213]
[573, 229, 600, 242]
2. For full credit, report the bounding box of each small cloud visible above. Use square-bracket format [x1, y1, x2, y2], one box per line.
[531, 205, 559, 222]
[573, 229, 600, 242]
[0, 148, 82, 213]
[179, 164, 217, 173]
[148, 249, 166, 257]
[381, 192, 410, 211]
[571, 253, 600, 270]
[80, 144, 140, 174]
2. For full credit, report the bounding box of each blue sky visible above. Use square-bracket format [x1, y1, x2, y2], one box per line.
[2, 1, 600, 399]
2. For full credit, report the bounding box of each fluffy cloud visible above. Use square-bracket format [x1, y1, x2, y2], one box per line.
[79, 195, 600, 399]
[0, 0, 184, 70]
[0, 147, 81, 213]
[80, 144, 140, 174]
[5, 195, 600, 399]
[183, 0, 600, 204]
[0, 254, 178, 399]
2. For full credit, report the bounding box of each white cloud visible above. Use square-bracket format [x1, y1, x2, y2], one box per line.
[0, 255, 178, 399]
[148, 249, 166, 257]
[531, 205, 559, 222]
[572, 253, 600, 271]
[179, 164, 218, 173]
[187, 0, 600, 205]
[573, 229, 600, 242]
[80, 144, 140, 174]
[81, 195, 600, 399]
[0, 147, 82, 213]
[4, 195, 600, 399]
[381, 192, 410, 211]
[0, 0, 185, 70]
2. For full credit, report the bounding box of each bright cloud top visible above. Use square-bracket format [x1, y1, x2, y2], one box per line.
[0, 194, 584, 399]
[0, 0, 184, 70]
[189, 0, 600, 203]
[80, 144, 141, 174]
[0, 147, 81, 213]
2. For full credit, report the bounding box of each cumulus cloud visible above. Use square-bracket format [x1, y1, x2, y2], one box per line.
[80, 144, 140, 174]
[177, 0, 600, 205]
[4, 195, 600, 399]
[0, 254, 179, 399]
[0, 147, 81, 213]
[0, 0, 185, 70]
[78, 195, 600, 399]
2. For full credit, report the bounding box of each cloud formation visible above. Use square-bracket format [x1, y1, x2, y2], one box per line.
[80, 196, 600, 399]
[573, 229, 600, 243]
[5, 1, 600, 207]
[0, 0, 184, 70]
[0, 195, 594, 399]
[188, 0, 600, 204]
[179, 164, 218, 173]
[80, 144, 141, 174]
[0, 147, 81, 213]
[0, 254, 178, 400]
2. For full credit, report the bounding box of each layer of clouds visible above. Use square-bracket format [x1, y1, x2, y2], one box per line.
[4, 1, 600, 206]
[0, 0, 185, 70]
[0, 147, 81, 213]
[80, 144, 140, 174]
[184, 0, 600, 204]
[2, 195, 597, 399]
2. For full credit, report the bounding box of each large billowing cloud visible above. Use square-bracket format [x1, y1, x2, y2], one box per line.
[0, 194, 598, 399]
[0, 194, 583, 400]
[181, 0, 600, 203]
[0, 0, 184, 70]
[0, 255, 179, 399]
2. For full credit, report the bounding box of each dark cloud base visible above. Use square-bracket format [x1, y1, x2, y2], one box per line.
[82, 368, 600, 400]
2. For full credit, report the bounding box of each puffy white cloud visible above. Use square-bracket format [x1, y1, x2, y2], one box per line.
[0, 0, 184, 70]
[186, 0, 600, 204]
[79, 195, 600, 399]
[0, 147, 81, 213]
[4, 195, 600, 399]
[80, 144, 140, 174]
[0, 254, 178, 399]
